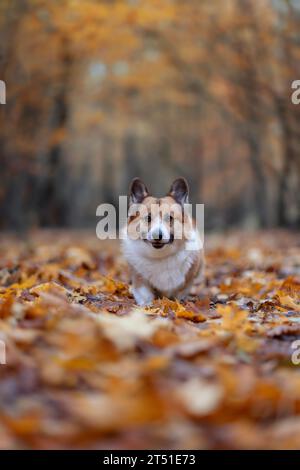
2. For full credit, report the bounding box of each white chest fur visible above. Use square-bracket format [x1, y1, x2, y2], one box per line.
[122, 238, 197, 296]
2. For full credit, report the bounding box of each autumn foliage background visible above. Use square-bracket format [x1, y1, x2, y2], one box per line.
[0, 0, 300, 230]
[0, 0, 300, 451]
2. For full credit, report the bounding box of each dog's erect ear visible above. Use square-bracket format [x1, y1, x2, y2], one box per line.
[168, 177, 189, 205]
[129, 178, 150, 204]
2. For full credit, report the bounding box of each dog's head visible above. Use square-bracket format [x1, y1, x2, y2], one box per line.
[126, 177, 194, 257]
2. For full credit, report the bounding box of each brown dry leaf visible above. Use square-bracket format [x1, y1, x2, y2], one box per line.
[280, 277, 300, 297]
[176, 378, 224, 416]
[96, 308, 170, 351]
[155, 298, 206, 322]
[217, 304, 248, 330]
[277, 294, 299, 311]
[29, 282, 69, 298]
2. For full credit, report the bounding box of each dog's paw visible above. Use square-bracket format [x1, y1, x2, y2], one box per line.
[131, 285, 155, 306]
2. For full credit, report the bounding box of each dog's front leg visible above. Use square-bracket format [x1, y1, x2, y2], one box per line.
[130, 269, 155, 306]
[131, 284, 155, 306]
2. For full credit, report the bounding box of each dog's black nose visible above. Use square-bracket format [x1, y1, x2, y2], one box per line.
[153, 229, 163, 240]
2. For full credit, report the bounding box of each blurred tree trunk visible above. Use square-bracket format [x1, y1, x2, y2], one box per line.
[0, 0, 29, 230]
[39, 38, 71, 226]
[274, 12, 300, 227]
[275, 98, 294, 226]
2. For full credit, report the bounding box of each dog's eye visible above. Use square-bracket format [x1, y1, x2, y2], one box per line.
[164, 214, 174, 223]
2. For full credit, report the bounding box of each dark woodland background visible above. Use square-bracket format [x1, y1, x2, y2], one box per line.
[0, 0, 299, 231]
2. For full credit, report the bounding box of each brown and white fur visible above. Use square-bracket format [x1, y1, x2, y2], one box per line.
[122, 177, 204, 306]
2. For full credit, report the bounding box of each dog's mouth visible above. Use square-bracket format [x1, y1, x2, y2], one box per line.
[144, 234, 175, 249]
[150, 241, 166, 249]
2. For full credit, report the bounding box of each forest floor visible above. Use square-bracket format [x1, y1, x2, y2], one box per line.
[0, 229, 299, 449]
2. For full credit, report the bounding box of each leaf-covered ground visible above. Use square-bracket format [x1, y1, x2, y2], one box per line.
[0, 230, 299, 449]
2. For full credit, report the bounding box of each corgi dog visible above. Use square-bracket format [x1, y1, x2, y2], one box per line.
[122, 177, 204, 306]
